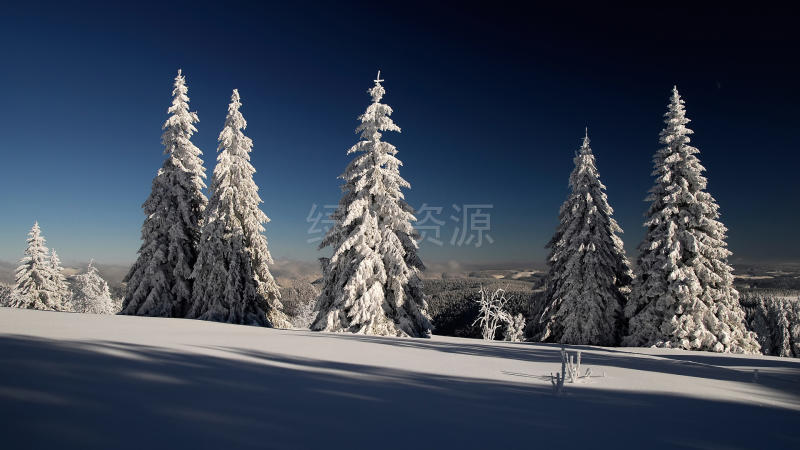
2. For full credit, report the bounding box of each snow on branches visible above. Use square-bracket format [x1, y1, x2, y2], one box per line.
[472, 286, 526, 342]
[121, 69, 207, 318]
[188, 89, 288, 328]
[537, 131, 632, 346]
[312, 72, 432, 337]
[13, 222, 68, 311]
[623, 87, 759, 353]
[71, 261, 116, 314]
[473, 286, 512, 340]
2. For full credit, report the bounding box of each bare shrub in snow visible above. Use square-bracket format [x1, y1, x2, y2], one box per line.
[472, 286, 512, 341]
[424, 277, 537, 339]
[551, 356, 566, 395]
[557, 346, 593, 385]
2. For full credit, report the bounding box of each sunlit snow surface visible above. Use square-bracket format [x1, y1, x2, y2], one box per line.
[1, 307, 799, 449]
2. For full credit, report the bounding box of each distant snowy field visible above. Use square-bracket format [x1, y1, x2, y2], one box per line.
[1, 308, 799, 449]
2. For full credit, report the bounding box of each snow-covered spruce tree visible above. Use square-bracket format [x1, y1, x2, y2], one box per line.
[623, 87, 759, 353]
[312, 72, 432, 337]
[121, 70, 207, 318]
[537, 132, 632, 346]
[49, 249, 72, 311]
[188, 89, 288, 327]
[771, 301, 793, 357]
[790, 302, 800, 358]
[13, 222, 63, 310]
[71, 261, 116, 314]
[740, 295, 800, 358]
[0, 284, 19, 307]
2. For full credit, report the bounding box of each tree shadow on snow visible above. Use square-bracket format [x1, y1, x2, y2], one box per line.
[0, 334, 798, 450]
[298, 332, 800, 399]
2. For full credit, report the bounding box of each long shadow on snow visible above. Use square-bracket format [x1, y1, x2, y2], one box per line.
[0, 334, 798, 450]
[298, 332, 800, 397]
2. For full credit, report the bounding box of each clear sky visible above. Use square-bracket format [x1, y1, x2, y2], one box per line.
[1, 2, 797, 267]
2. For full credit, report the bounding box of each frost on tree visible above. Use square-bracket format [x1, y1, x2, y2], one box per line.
[71, 261, 116, 314]
[537, 132, 632, 346]
[741, 295, 800, 358]
[623, 87, 759, 353]
[12, 222, 64, 311]
[504, 313, 526, 342]
[188, 89, 288, 328]
[312, 72, 432, 337]
[473, 286, 512, 341]
[49, 249, 72, 311]
[121, 70, 207, 318]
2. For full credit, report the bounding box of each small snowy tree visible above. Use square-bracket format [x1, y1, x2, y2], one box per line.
[504, 313, 526, 342]
[188, 89, 288, 327]
[71, 261, 116, 314]
[13, 222, 63, 310]
[49, 249, 72, 311]
[772, 302, 793, 357]
[472, 286, 512, 341]
[312, 72, 431, 337]
[121, 69, 207, 318]
[790, 303, 800, 358]
[743, 296, 774, 355]
[0, 284, 22, 307]
[537, 131, 632, 346]
[623, 87, 759, 353]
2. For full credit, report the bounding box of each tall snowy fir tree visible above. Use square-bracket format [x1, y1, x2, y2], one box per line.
[121, 70, 207, 318]
[623, 87, 759, 353]
[536, 132, 632, 345]
[49, 249, 72, 311]
[312, 73, 432, 337]
[12, 222, 64, 311]
[188, 89, 288, 327]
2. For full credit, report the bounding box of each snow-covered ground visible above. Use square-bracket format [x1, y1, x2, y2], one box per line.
[1, 308, 799, 449]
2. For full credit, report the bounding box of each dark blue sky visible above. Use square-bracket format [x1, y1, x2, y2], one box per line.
[1, 2, 797, 266]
